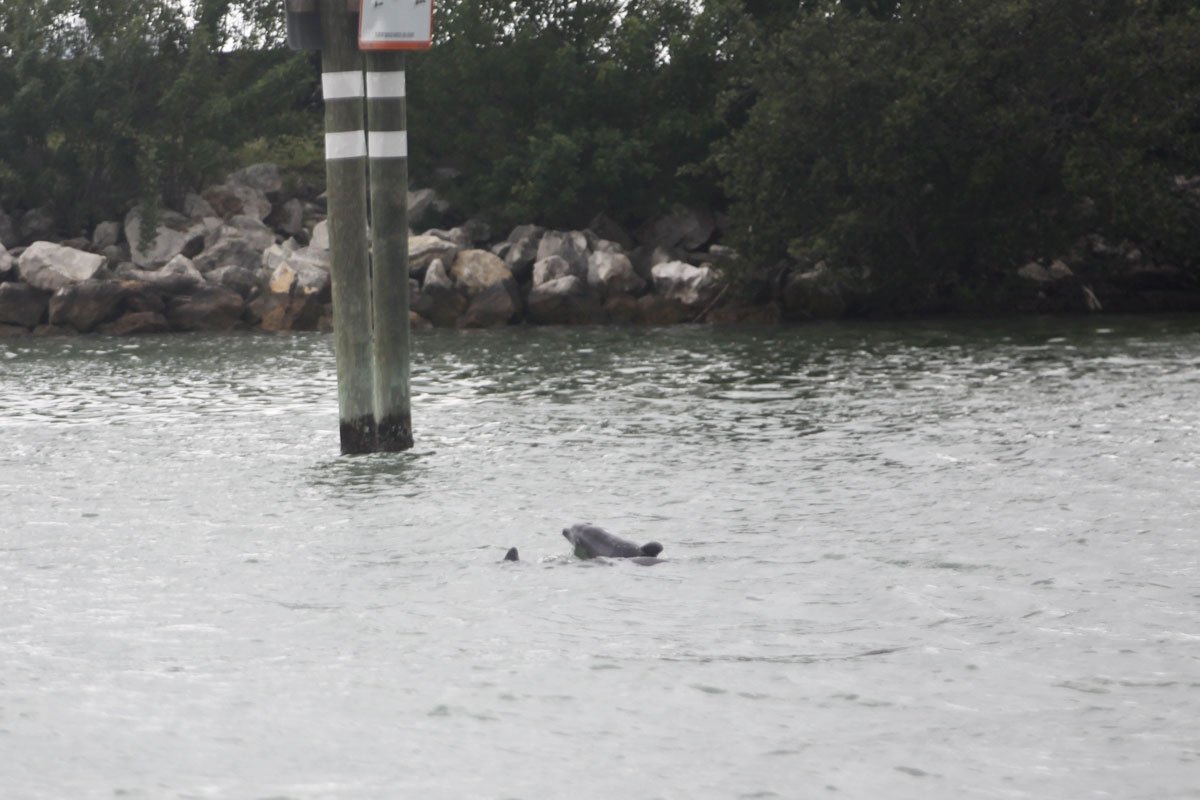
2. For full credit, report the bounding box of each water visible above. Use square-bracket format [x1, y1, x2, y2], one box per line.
[1, 317, 1198, 799]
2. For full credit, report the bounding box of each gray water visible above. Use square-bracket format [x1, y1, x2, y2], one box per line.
[2, 317, 1198, 800]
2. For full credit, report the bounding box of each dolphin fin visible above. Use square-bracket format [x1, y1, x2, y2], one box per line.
[504, 547, 520, 562]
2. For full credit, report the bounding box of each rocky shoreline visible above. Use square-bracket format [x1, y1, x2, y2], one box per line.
[2, 163, 1198, 338]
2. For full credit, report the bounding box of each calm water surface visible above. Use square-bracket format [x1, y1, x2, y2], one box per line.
[1, 317, 1198, 799]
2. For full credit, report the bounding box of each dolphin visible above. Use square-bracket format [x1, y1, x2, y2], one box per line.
[562, 523, 664, 562]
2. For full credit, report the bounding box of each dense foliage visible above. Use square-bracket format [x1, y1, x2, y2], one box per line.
[2, 0, 1198, 309]
[719, 0, 1200, 305]
[0, 0, 312, 234]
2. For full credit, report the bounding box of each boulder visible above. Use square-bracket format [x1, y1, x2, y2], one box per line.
[207, 265, 263, 298]
[224, 215, 276, 251]
[526, 275, 605, 325]
[0, 209, 17, 249]
[501, 226, 544, 286]
[48, 280, 127, 332]
[92, 221, 122, 249]
[248, 291, 322, 332]
[19, 207, 57, 243]
[0, 323, 28, 337]
[269, 198, 306, 238]
[1017, 260, 1074, 283]
[604, 294, 643, 325]
[166, 285, 246, 331]
[411, 259, 466, 327]
[536, 231, 589, 276]
[117, 281, 168, 315]
[637, 293, 691, 325]
[202, 182, 272, 221]
[0, 243, 14, 281]
[269, 253, 330, 298]
[409, 234, 461, 275]
[17, 242, 107, 292]
[97, 311, 171, 336]
[0, 282, 49, 328]
[781, 262, 847, 321]
[640, 205, 715, 251]
[650, 261, 721, 307]
[532, 255, 586, 287]
[408, 187, 441, 225]
[309, 219, 330, 250]
[587, 213, 635, 252]
[124, 208, 206, 268]
[424, 227, 473, 248]
[587, 251, 645, 297]
[183, 192, 217, 219]
[449, 249, 513, 297]
[459, 281, 520, 328]
[193, 234, 264, 275]
[228, 163, 283, 197]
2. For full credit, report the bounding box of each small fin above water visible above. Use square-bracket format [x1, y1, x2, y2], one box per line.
[504, 547, 520, 562]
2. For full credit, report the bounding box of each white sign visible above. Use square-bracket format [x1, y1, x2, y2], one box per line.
[359, 0, 434, 51]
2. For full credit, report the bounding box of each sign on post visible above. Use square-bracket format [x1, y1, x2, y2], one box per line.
[359, 0, 434, 51]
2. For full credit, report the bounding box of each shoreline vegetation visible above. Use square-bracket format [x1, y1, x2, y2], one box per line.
[2, 0, 1198, 335]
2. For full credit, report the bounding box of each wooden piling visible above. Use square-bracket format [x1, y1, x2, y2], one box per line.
[319, 0, 375, 454]
[365, 51, 414, 451]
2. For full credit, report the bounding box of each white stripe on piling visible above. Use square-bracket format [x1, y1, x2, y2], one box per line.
[321, 70, 365, 100]
[325, 130, 367, 160]
[367, 131, 408, 159]
[365, 71, 406, 99]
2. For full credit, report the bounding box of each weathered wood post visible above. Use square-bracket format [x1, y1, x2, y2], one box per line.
[318, 0, 376, 454]
[365, 50, 413, 451]
[287, 0, 432, 454]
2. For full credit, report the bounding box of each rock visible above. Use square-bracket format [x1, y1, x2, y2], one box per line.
[640, 205, 715, 251]
[166, 285, 246, 331]
[0, 323, 28, 337]
[587, 251, 645, 297]
[587, 213, 635, 252]
[0, 209, 17, 248]
[17, 241, 107, 292]
[781, 262, 847, 321]
[1018, 260, 1073, 283]
[32, 324, 74, 336]
[202, 182, 272, 221]
[117, 281, 168, 315]
[603, 294, 643, 325]
[269, 251, 330, 298]
[100, 244, 129, 266]
[309, 220, 330, 250]
[459, 281, 520, 328]
[411, 259, 466, 327]
[248, 291, 322, 332]
[0, 282, 49, 328]
[650, 261, 721, 307]
[459, 219, 492, 246]
[183, 192, 217, 219]
[504, 234, 542, 284]
[48, 280, 128, 332]
[527, 275, 605, 325]
[532, 255, 586, 287]
[410, 311, 433, 330]
[637, 293, 691, 325]
[269, 198, 306, 237]
[408, 234, 461, 275]
[124, 208, 206, 268]
[0, 243, 14, 281]
[97, 311, 170, 336]
[536, 231, 589, 276]
[449, 249, 513, 297]
[228, 163, 282, 197]
[407, 188, 446, 228]
[193, 234, 264, 275]
[224, 215, 276, 251]
[92, 221, 122, 249]
[19, 207, 57, 243]
[207, 265, 263, 298]
[424, 227, 473, 248]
